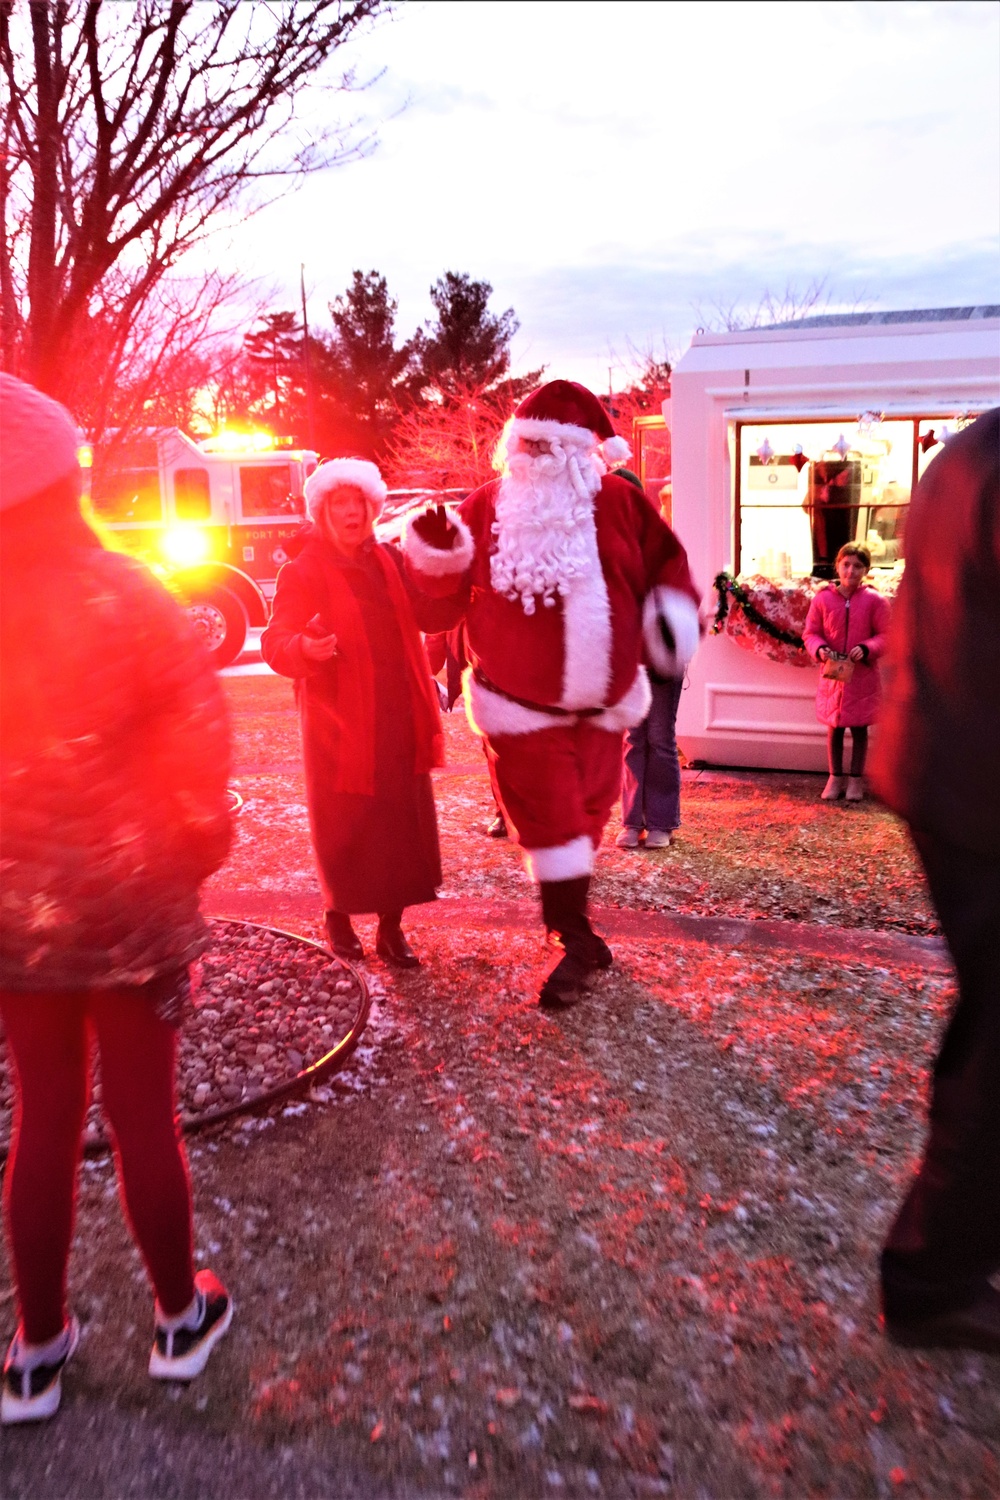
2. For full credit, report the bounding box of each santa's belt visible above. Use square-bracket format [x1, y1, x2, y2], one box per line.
[471, 665, 604, 718]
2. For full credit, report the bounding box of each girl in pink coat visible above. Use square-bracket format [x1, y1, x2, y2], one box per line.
[803, 543, 891, 803]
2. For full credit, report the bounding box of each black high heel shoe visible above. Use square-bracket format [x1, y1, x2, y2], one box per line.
[375, 914, 420, 968]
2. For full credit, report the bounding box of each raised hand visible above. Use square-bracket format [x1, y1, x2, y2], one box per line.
[411, 503, 458, 551]
[301, 613, 338, 661]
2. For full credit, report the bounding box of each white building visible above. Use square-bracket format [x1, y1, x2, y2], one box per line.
[664, 307, 1000, 771]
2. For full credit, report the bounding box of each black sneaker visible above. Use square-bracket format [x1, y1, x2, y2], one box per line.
[149, 1271, 233, 1381]
[2, 1316, 80, 1425]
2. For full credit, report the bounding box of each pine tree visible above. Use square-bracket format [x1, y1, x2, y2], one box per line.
[327, 271, 422, 457]
[417, 272, 518, 399]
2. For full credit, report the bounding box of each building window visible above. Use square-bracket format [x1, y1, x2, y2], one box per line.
[735, 418, 914, 579]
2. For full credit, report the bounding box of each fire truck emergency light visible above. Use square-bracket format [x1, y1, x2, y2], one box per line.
[199, 430, 276, 454]
[162, 525, 211, 566]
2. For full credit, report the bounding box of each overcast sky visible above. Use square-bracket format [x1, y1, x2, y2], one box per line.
[232, 0, 1000, 392]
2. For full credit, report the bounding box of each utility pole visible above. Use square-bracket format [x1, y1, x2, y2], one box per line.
[300, 263, 317, 450]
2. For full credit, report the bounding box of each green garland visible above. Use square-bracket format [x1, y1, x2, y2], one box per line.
[712, 572, 806, 651]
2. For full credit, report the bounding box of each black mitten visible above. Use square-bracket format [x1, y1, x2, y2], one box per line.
[411, 503, 458, 550]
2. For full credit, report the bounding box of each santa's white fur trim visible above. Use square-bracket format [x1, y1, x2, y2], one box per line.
[463, 669, 567, 738]
[594, 667, 652, 732]
[509, 417, 602, 452]
[305, 459, 386, 519]
[400, 507, 474, 577]
[643, 587, 701, 679]
[602, 435, 631, 465]
[525, 836, 595, 883]
[560, 547, 613, 710]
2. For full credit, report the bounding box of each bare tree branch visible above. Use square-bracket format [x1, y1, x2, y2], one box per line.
[1, 0, 391, 417]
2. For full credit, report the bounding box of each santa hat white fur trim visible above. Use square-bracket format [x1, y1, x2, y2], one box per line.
[643, 587, 701, 679]
[508, 417, 631, 467]
[400, 506, 475, 577]
[304, 458, 387, 520]
[524, 835, 595, 883]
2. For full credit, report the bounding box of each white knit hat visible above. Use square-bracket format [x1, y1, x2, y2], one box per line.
[304, 458, 387, 521]
[0, 373, 83, 512]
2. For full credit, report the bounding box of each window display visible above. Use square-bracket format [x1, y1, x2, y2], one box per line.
[736, 417, 919, 579]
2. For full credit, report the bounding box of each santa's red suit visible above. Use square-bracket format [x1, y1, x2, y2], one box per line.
[402, 380, 700, 1006]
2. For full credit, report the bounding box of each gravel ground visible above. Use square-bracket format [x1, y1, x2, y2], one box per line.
[1, 675, 995, 1500]
[0, 922, 366, 1155]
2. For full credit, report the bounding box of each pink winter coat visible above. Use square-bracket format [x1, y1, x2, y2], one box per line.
[803, 583, 891, 728]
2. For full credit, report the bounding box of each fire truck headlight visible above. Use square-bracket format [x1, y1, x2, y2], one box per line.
[162, 525, 210, 566]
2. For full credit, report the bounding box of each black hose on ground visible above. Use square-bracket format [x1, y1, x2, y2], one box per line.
[0, 920, 372, 1167]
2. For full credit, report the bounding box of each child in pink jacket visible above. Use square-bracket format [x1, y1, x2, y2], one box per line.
[803, 543, 891, 803]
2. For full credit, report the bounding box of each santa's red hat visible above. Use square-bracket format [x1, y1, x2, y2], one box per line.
[510, 380, 631, 465]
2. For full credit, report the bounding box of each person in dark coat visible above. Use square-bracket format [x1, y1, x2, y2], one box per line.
[872, 406, 1000, 1354]
[261, 460, 459, 967]
[0, 375, 234, 1425]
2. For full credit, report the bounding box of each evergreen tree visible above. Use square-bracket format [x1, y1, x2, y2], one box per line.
[417, 272, 520, 399]
[327, 271, 422, 456]
[243, 311, 303, 422]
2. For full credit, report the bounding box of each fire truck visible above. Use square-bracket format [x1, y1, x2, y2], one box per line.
[88, 427, 318, 667]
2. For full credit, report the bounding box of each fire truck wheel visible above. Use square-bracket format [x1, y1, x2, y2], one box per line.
[185, 588, 248, 668]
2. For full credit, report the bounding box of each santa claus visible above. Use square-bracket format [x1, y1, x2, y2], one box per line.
[402, 380, 700, 1007]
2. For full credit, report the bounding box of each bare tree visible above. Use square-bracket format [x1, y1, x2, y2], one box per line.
[693, 276, 863, 334]
[0, 0, 390, 433]
[384, 377, 518, 492]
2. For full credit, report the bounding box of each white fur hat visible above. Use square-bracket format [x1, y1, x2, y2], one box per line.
[304, 458, 387, 521]
[0, 372, 83, 512]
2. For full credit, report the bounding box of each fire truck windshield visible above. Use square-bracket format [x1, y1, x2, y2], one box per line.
[239, 464, 301, 518]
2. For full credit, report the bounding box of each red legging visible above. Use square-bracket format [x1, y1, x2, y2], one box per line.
[0, 988, 196, 1345]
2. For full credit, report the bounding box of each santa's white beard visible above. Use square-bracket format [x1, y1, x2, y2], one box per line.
[490, 442, 604, 614]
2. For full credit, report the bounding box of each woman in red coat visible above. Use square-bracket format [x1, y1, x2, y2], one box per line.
[803, 543, 891, 803]
[261, 461, 460, 967]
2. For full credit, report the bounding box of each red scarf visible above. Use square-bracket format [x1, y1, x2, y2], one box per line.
[321, 544, 443, 796]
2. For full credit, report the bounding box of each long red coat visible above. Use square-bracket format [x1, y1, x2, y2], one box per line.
[261, 531, 459, 914]
[803, 583, 891, 728]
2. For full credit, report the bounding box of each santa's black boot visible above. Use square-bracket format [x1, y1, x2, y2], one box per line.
[543, 876, 613, 974]
[538, 877, 602, 1009]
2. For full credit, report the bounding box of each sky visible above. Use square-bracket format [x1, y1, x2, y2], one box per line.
[229, 0, 1000, 393]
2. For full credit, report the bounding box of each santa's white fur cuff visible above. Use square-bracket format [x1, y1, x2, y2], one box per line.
[643, 587, 700, 679]
[401, 507, 474, 577]
[525, 836, 595, 883]
[594, 667, 652, 731]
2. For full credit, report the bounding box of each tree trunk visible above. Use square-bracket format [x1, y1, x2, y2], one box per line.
[26, 1, 61, 392]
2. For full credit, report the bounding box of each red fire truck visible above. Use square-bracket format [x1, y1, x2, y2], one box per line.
[88, 427, 318, 667]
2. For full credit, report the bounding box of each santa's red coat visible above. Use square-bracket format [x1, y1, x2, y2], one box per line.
[405, 473, 699, 735]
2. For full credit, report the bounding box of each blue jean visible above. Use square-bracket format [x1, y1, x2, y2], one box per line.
[621, 675, 683, 833]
